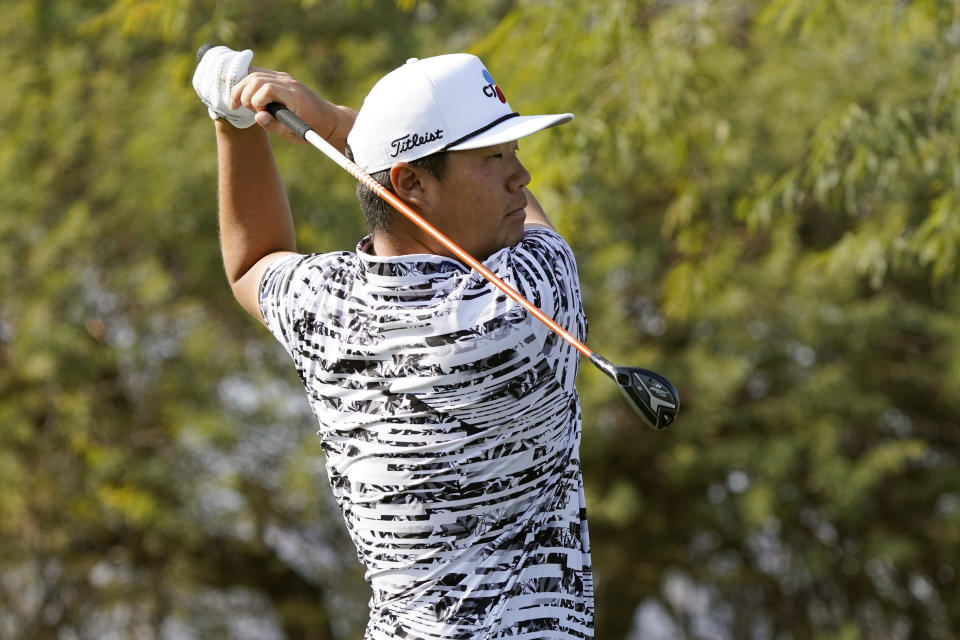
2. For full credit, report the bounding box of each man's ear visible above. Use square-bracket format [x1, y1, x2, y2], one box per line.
[390, 163, 433, 214]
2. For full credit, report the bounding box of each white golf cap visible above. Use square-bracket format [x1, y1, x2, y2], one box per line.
[347, 54, 573, 173]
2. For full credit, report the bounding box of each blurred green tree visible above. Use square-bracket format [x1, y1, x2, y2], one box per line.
[0, 1, 513, 638]
[472, 1, 960, 638]
[1, 0, 957, 639]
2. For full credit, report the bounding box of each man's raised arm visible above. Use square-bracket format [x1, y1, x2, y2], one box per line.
[193, 46, 355, 323]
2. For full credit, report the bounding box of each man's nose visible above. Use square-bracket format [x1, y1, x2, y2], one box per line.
[508, 158, 531, 192]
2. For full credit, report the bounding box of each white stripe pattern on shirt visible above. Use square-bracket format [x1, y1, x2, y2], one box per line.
[259, 228, 593, 639]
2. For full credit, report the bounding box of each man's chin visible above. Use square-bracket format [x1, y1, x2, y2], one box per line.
[504, 229, 525, 250]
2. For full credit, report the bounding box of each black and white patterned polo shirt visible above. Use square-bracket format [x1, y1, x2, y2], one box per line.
[259, 227, 593, 639]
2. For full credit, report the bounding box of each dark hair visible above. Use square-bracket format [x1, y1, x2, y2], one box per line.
[344, 144, 448, 235]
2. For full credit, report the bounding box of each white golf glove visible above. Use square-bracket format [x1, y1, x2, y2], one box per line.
[192, 45, 256, 128]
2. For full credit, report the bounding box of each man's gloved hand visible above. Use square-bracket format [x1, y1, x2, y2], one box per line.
[192, 45, 256, 128]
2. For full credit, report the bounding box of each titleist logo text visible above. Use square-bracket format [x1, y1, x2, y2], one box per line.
[390, 129, 444, 157]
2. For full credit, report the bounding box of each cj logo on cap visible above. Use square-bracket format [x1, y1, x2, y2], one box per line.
[481, 69, 506, 103]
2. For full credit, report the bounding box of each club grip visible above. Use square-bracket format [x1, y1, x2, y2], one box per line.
[196, 44, 213, 63]
[266, 103, 313, 139]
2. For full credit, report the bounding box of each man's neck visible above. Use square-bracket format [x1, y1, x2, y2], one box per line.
[371, 231, 448, 259]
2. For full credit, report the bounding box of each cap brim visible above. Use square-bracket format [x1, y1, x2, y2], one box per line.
[446, 113, 573, 151]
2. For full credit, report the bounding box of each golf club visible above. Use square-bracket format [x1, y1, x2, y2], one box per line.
[197, 45, 679, 429]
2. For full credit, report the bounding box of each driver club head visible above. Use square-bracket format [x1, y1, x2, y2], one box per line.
[613, 366, 679, 430]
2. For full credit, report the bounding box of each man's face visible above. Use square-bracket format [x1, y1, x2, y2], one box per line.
[425, 141, 531, 261]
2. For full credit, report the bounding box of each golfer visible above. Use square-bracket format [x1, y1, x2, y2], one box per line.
[194, 46, 593, 639]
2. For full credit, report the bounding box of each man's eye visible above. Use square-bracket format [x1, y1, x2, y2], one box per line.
[489, 153, 503, 159]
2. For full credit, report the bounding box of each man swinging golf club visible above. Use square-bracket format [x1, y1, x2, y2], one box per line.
[195, 45, 602, 639]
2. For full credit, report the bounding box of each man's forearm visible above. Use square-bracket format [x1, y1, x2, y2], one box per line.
[523, 189, 555, 230]
[313, 104, 357, 154]
[216, 120, 296, 286]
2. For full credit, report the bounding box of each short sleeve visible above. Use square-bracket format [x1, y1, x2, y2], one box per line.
[258, 252, 352, 367]
[488, 227, 587, 344]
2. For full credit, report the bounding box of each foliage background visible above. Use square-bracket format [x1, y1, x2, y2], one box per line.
[1, 1, 958, 638]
